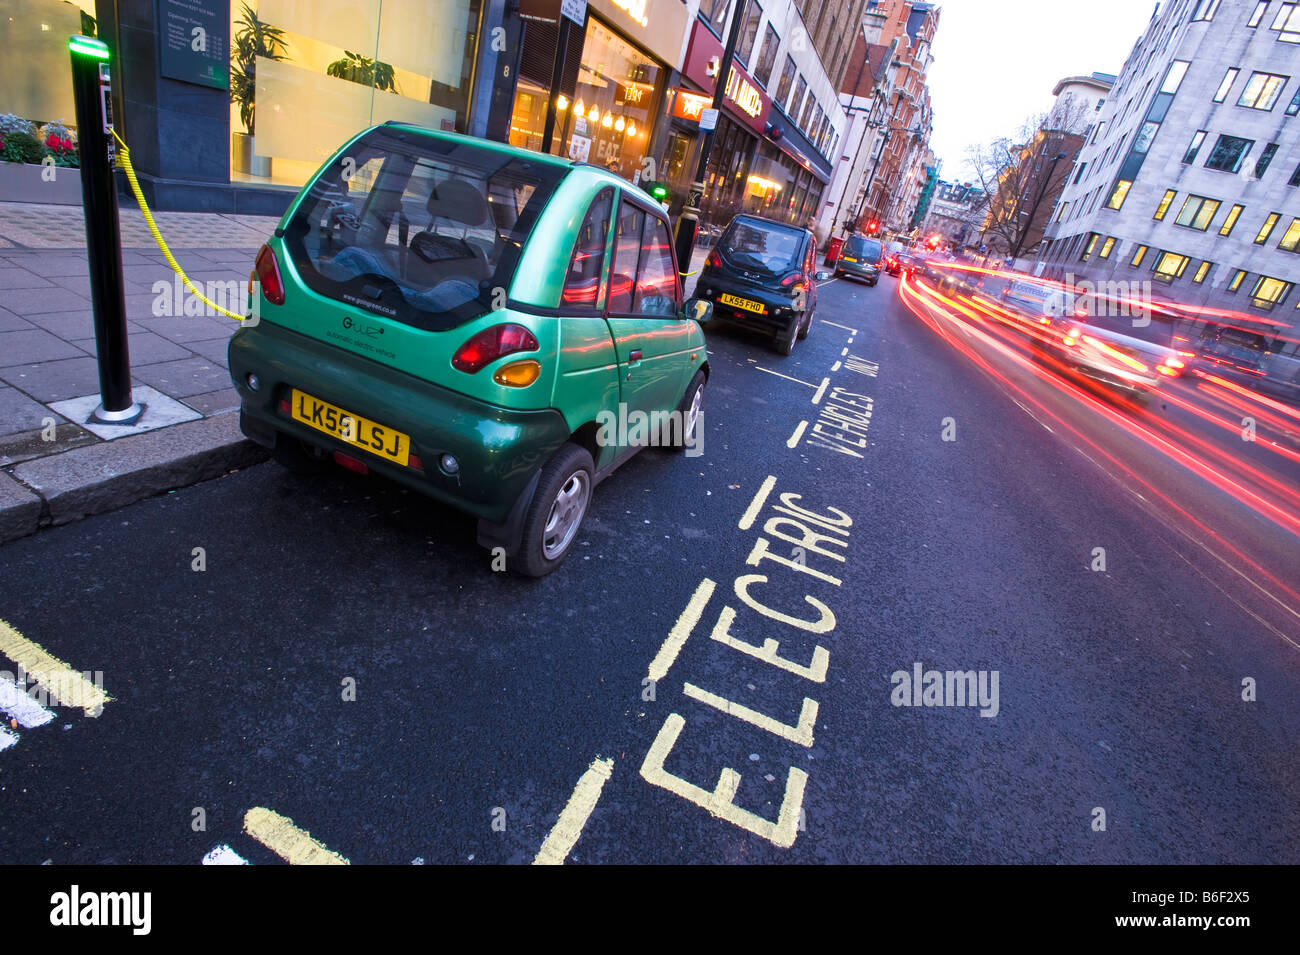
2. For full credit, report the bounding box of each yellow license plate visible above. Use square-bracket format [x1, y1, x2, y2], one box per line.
[719, 293, 766, 314]
[843, 256, 859, 262]
[290, 389, 409, 466]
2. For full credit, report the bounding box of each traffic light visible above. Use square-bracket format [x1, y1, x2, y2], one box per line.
[867, 219, 879, 235]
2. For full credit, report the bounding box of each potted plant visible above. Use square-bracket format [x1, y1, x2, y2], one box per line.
[326, 51, 399, 94]
[230, 2, 287, 177]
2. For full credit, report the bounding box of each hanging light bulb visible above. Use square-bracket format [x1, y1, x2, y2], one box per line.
[556, 95, 568, 111]
[588, 105, 600, 122]
[626, 122, 636, 137]
[574, 99, 585, 116]
[614, 116, 625, 132]
[602, 112, 613, 128]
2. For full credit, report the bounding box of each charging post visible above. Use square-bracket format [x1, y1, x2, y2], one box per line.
[69, 34, 141, 425]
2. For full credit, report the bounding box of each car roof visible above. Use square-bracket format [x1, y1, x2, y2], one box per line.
[729, 213, 810, 235]
[377, 121, 664, 211]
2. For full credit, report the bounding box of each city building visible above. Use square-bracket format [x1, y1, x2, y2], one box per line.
[817, 0, 939, 241]
[1040, 0, 1300, 322]
[921, 180, 990, 247]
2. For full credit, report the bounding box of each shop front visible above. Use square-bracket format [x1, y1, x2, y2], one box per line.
[506, 0, 686, 181]
[663, 19, 781, 235]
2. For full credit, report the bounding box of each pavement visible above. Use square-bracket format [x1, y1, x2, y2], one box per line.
[0, 272, 1295, 864]
[0, 200, 281, 543]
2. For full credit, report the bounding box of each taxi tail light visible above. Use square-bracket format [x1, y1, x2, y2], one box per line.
[1158, 356, 1184, 376]
[252, 244, 285, 305]
[706, 250, 723, 269]
[452, 323, 540, 373]
[779, 270, 802, 287]
[333, 451, 369, 475]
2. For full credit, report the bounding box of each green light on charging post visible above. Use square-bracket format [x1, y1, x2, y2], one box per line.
[69, 35, 111, 60]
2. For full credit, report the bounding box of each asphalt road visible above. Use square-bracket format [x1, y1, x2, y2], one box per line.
[1, 272, 1297, 865]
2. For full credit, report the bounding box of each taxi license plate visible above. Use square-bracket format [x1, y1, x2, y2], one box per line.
[290, 388, 410, 466]
[719, 293, 765, 314]
[843, 256, 859, 263]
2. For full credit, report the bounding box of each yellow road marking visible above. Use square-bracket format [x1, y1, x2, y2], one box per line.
[811, 377, 830, 405]
[755, 366, 816, 388]
[640, 713, 807, 848]
[648, 578, 716, 683]
[820, 320, 857, 333]
[683, 682, 819, 747]
[738, 475, 777, 531]
[0, 619, 110, 716]
[243, 808, 350, 865]
[709, 605, 829, 683]
[787, 421, 808, 448]
[533, 756, 615, 865]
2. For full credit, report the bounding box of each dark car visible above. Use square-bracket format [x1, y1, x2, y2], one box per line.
[695, 214, 819, 355]
[834, 234, 884, 285]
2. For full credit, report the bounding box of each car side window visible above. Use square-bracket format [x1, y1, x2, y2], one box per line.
[633, 216, 681, 316]
[562, 188, 613, 309]
[608, 202, 645, 314]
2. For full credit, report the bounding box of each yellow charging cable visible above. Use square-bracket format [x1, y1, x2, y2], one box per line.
[110, 128, 248, 322]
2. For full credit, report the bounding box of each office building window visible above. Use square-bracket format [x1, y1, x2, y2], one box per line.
[1255, 142, 1280, 177]
[737, 2, 763, 64]
[1271, 2, 1300, 40]
[1277, 217, 1300, 251]
[1228, 269, 1248, 292]
[1219, 204, 1244, 235]
[1154, 189, 1177, 219]
[1106, 179, 1133, 209]
[754, 24, 780, 87]
[1256, 212, 1282, 243]
[1213, 67, 1240, 102]
[775, 56, 795, 104]
[1193, 261, 1213, 283]
[1130, 244, 1149, 267]
[1153, 251, 1191, 281]
[1192, 0, 1222, 20]
[1175, 194, 1221, 230]
[1182, 130, 1207, 163]
[1237, 71, 1289, 109]
[1205, 134, 1254, 172]
[1161, 60, 1191, 94]
[1248, 1, 1270, 28]
[1250, 275, 1292, 308]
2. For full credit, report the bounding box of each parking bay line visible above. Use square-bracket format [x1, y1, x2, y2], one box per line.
[648, 578, 717, 683]
[533, 756, 615, 865]
[243, 807, 350, 865]
[0, 674, 56, 728]
[811, 377, 830, 405]
[787, 421, 808, 449]
[738, 476, 777, 531]
[754, 366, 816, 388]
[820, 320, 858, 334]
[0, 618, 110, 716]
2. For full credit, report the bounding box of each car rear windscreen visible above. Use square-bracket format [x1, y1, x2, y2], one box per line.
[283, 127, 565, 331]
[718, 219, 803, 273]
[844, 237, 882, 260]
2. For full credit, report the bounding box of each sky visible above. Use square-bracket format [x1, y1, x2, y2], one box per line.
[927, 0, 1162, 181]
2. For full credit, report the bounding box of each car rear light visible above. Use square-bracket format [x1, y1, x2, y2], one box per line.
[252, 244, 285, 306]
[779, 271, 801, 287]
[333, 451, 368, 474]
[408, 453, 424, 472]
[452, 323, 539, 373]
[706, 250, 722, 269]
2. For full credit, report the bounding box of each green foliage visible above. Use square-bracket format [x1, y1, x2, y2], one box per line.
[1, 131, 47, 165]
[230, 2, 289, 136]
[326, 51, 399, 94]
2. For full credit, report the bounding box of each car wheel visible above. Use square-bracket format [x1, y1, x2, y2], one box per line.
[797, 307, 813, 340]
[665, 370, 706, 453]
[515, 443, 595, 577]
[774, 317, 798, 355]
[272, 434, 328, 475]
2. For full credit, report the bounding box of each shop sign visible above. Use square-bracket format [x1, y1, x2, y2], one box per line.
[682, 21, 770, 133]
[672, 90, 711, 122]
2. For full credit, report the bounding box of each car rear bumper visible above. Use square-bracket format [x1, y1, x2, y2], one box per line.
[835, 259, 880, 281]
[694, 272, 801, 335]
[228, 320, 570, 524]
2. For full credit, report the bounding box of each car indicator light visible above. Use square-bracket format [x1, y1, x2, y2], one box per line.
[493, 359, 542, 387]
[452, 323, 540, 373]
[252, 244, 285, 305]
[706, 250, 722, 269]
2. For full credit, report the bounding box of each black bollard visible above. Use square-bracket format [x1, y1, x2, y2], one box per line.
[69, 35, 141, 424]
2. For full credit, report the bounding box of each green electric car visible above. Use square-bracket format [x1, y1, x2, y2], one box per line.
[229, 123, 711, 576]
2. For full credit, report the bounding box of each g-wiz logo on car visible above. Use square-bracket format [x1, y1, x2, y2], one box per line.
[50, 885, 151, 936]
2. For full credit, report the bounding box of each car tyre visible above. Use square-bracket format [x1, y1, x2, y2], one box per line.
[515, 443, 595, 577]
[664, 370, 706, 453]
[272, 434, 328, 475]
[774, 316, 799, 355]
[797, 307, 813, 340]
